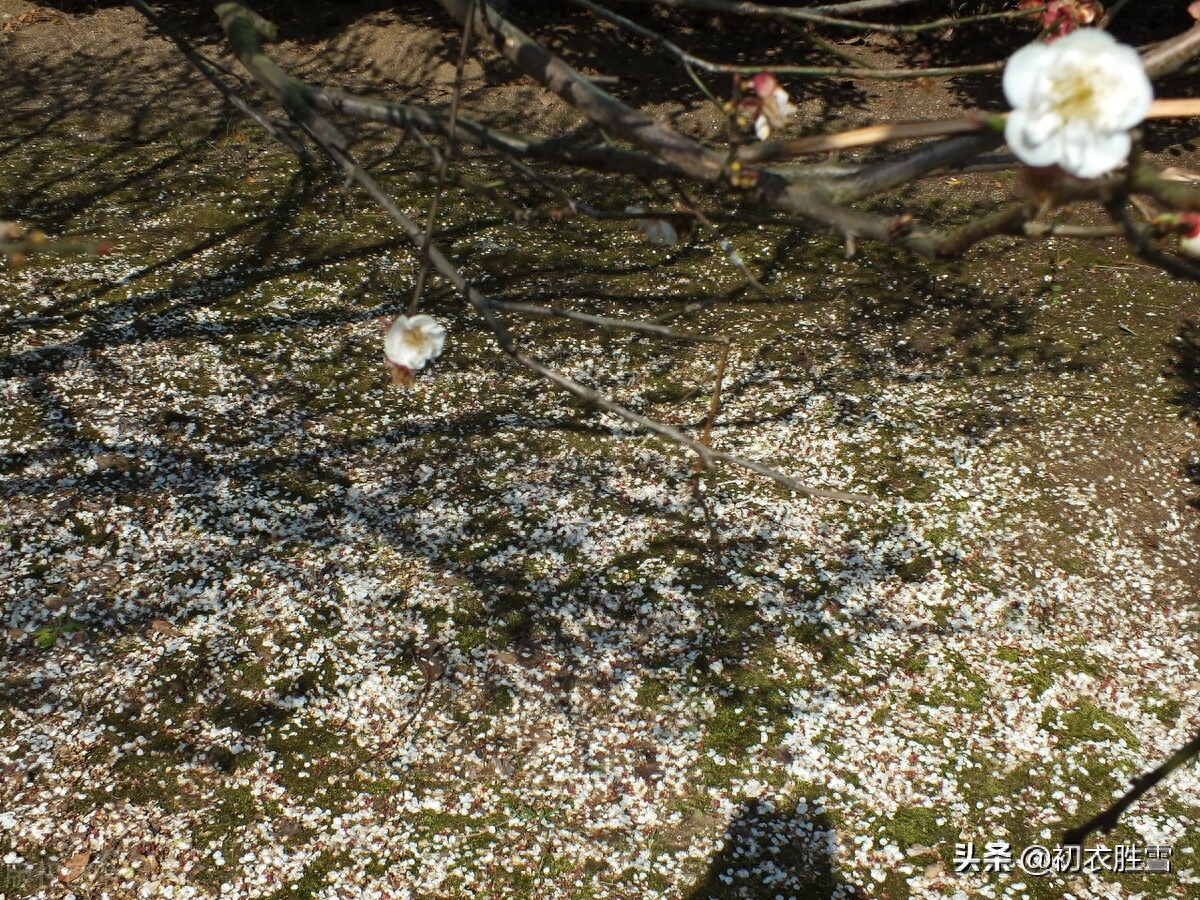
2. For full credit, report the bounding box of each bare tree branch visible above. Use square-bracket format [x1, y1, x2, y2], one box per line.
[435, 0, 946, 256]
[209, 1, 873, 504]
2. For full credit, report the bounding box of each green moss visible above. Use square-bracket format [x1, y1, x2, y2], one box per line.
[1051, 700, 1141, 751]
[262, 851, 353, 900]
[455, 627, 487, 653]
[636, 677, 669, 709]
[1146, 694, 1182, 726]
[190, 785, 265, 888]
[882, 805, 954, 850]
[485, 684, 514, 714]
[700, 699, 758, 755]
[921, 653, 988, 712]
[263, 718, 357, 802]
[789, 620, 859, 678]
[1016, 647, 1100, 700]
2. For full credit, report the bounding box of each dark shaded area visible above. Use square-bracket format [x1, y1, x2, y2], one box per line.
[1167, 320, 1200, 510]
[686, 798, 863, 900]
[1169, 320, 1200, 420]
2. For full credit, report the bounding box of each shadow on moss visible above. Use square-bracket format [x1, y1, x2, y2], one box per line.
[686, 797, 863, 900]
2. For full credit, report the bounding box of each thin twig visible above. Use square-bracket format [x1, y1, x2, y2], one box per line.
[1099, 0, 1136, 28]
[131, 0, 309, 157]
[695, 338, 732, 475]
[517, 352, 874, 502]
[1023, 222, 1123, 239]
[669, 182, 768, 294]
[739, 116, 1000, 165]
[600, 0, 1034, 35]
[488, 301, 726, 344]
[563, 0, 1008, 79]
[410, 0, 476, 316]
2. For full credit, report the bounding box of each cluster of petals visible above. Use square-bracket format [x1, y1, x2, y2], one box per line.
[740, 72, 796, 140]
[1018, 0, 1097, 38]
[1003, 28, 1152, 179]
[384, 314, 446, 383]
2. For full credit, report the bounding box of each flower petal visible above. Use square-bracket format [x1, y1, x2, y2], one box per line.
[1003, 41, 1052, 108]
[1060, 127, 1131, 178]
[1005, 109, 1062, 168]
[1101, 46, 1154, 129]
[1003, 29, 1151, 177]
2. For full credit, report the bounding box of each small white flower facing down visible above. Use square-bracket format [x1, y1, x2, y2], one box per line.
[1004, 28, 1152, 178]
[384, 314, 445, 385]
[742, 72, 797, 140]
[625, 205, 689, 246]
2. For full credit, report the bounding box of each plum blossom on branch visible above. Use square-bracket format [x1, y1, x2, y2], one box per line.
[384, 314, 446, 385]
[1003, 28, 1153, 179]
[1159, 211, 1200, 257]
[1181, 215, 1200, 257]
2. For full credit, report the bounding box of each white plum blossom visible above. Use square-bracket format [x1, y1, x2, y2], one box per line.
[1178, 213, 1200, 258]
[625, 206, 691, 246]
[384, 314, 446, 383]
[636, 218, 680, 246]
[1003, 28, 1152, 178]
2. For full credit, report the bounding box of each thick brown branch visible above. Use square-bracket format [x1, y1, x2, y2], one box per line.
[1130, 163, 1200, 212]
[435, 0, 947, 256]
[1141, 23, 1200, 78]
[306, 88, 678, 181]
[937, 202, 1033, 257]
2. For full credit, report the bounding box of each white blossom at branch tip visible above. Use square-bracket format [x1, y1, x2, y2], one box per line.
[1179, 213, 1200, 258]
[1003, 28, 1152, 179]
[384, 314, 446, 375]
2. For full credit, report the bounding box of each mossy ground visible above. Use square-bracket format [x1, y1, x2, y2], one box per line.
[2, 7, 1199, 900]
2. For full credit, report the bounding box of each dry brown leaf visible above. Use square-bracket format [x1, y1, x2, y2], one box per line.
[1, 9, 64, 34]
[59, 850, 91, 883]
[1161, 167, 1200, 184]
[150, 618, 180, 636]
